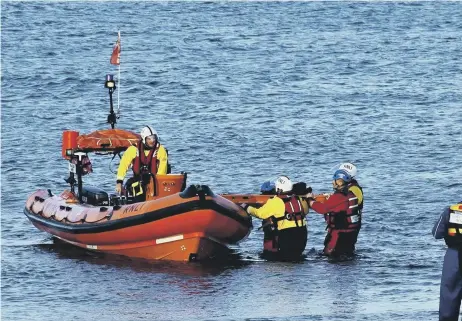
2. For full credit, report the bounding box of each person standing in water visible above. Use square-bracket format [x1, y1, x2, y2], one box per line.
[307, 168, 361, 256]
[433, 200, 462, 320]
[241, 176, 309, 260]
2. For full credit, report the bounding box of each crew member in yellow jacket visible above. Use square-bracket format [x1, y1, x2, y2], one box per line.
[241, 176, 309, 259]
[115, 125, 168, 200]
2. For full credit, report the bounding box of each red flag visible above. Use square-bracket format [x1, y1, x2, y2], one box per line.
[110, 32, 121, 65]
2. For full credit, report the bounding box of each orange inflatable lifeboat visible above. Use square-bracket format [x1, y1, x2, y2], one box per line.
[24, 129, 252, 261]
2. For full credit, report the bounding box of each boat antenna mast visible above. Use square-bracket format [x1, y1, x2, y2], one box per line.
[105, 74, 118, 129]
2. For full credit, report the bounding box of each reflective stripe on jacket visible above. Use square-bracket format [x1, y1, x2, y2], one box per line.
[247, 195, 308, 231]
[445, 203, 462, 248]
[326, 190, 361, 230]
[311, 190, 359, 231]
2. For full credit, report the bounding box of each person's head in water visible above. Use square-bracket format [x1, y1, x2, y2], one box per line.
[332, 169, 352, 192]
[275, 176, 293, 195]
[140, 125, 158, 149]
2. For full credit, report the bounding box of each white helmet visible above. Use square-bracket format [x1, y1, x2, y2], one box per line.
[275, 176, 293, 193]
[338, 162, 357, 178]
[140, 125, 158, 144]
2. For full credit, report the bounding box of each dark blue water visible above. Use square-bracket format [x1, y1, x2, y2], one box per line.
[2, 2, 462, 320]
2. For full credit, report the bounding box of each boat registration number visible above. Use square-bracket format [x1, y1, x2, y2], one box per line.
[68, 162, 76, 174]
[449, 211, 462, 224]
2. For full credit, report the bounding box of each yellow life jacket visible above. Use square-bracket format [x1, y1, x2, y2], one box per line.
[445, 203, 462, 248]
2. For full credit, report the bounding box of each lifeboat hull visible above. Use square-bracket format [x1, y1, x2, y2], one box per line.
[47, 232, 229, 261]
[24, 186, 252, 262]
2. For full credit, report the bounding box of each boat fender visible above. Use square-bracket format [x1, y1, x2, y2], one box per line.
[99, 207, 113, 221]
[30, 198, 43, 211]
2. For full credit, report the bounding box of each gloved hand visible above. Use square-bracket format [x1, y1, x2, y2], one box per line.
[115, 182, 123, 194]
[240, 203, 250, 211]
[304, 193, 315, 207]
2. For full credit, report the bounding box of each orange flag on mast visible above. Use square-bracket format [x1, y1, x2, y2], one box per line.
[110, 32, 121, 65]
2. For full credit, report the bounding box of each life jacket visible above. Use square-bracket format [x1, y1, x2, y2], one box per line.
[349, 180, 363, 211]
[272, 195, 307, 229]
[132, 140, 159, 178]
[327, 190, 361, 231]
[444, 203, 462, 249]
[263, 195, 306, 253]
[348, 180, 363, 226]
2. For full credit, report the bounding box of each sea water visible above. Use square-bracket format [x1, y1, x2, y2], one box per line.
[2, 2, 462, 320]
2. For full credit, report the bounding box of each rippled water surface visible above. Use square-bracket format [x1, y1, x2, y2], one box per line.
[2, 2, 462, 321]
